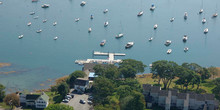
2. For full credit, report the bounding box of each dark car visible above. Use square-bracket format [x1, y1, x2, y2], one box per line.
[80, 99, 86, 104]
[71, 94, 74, 98]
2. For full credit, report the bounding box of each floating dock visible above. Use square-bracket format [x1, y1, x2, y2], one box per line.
[75, 51, 126, 65]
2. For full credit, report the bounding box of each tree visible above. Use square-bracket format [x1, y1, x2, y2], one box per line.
[208, 66, 219, 79]
[212, 78, 220, 101]
[3, 93, 20, 108]
[57, 82, 69, 96]
[0, 84, 5, 102]
[66, 70, 86, 87]
[45, 104, 74, 110]
[182, 63, 202, 73]
[93, 77, 115, 104]
[117, 85, 132, 99]
[119, 59, 146, 73]
[119, 65, 137, 78]
[200, 68, 211, 82]
[151, 60, 178, 89]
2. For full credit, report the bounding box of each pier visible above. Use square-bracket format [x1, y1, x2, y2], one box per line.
[75, 51, 126, 65]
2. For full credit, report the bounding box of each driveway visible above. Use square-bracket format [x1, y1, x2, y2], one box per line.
[62, 93, 93, 110]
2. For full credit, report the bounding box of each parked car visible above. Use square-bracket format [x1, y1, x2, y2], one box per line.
[65, 95, 72, 99]
[80, 99, 86, 104]
[88, 96, 93, 100]
[62, 99, 69, 103]
[71, 94, 74, 98]
[88, 100, 93, 104]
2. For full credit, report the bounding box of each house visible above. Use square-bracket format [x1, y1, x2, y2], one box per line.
[158, 90, 171, 110]
[195, 94, 206, 109]
[20, 92, 49, 109]
[188, 92, 197, 110]
[150, 86, 161, 104]
[170, 89, 178, 107]
[176, 93, 189, 110]
[74, 78, 89, 92]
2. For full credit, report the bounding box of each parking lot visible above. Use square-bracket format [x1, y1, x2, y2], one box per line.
[62, 92, 93, 110]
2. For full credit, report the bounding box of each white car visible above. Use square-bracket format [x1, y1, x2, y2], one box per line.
[88, 100, 93, 104]
[62, 99, 69, 103]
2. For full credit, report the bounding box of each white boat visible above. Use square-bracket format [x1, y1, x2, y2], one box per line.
[137, 11, 143, 16]
[125, 42, 134, 48]
[36, 29, 42, 33]
[75, 18, 80, 22]
[204, 28, 208, 34]
[213, 13, 218, 17]
[54, 37, 58, 40]
[149, 37, 153, 41]
[199, 9, 203, 14]
[0, 1, 3, 4]
[183, 35, 188, 42]
[27, 22, 32, 26]
[150, 4, 155, 11]
[53, 22, 57, 26]
[43, 19, 47, 23]
[184, 12, 188, 19]
[88, 28, 92, 33]
[41, 4, 50, 8]
[167, 49, 172, 54]
[154, 24, 158, 29]
[103, 9, 108, 13]
[90, 15, 94, 19]
[80, 1, 86, 6]
[104, 21, 108, 27]
[170, 17, 175, 22]
[202, 18, 206, 23]
[100, 40, 106, 46]
[116, 33, 124, 38]
[18, 35, 24, 39]
[29, 12, 35, 15]
[33, 16, 39, 19]
[184, 47, 189, 52]
[165, 40, 171, 46]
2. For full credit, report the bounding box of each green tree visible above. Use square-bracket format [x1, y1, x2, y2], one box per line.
[3, 93, 20, 109]
[212, 78, 220, 101]
[119, 65, 137, 78]
[0, 84, 5, 102]
[208, 66, 219, 79]
[151, 60, 178, 89]
[66, 70, 86, 87]
[116, 85, 132, 99]
[93, 77, 115, 104]
[94, 64, 120, 79]
[119, 59, 146, 73]
[182, 63, 202, 73]
[57, 82, 69, 96]
[200, 68, 211, 82]
[45, 104, 74, 110]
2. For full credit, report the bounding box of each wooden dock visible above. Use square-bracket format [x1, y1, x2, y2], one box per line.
[75, 51, 126, 65]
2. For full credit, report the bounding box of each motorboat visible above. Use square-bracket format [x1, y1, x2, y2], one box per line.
[199, 9, 203, 14]
[116, 33, 124, 38]
[165, 40, 171, 46]
[184, 12, 188, 19]
[32, 0, 38, 2]
[53, 22, 57, 26]
[90, 15, 94, 19]
[100, 40, 106, 46]
[184, 47, 189, 52]
[154, 24, 158, 29]
[125, 42, 134, 48]
[29, 12, 35, 15]
[170, 17, 175, 22]
[103, 9, 108, 13]
[202, 18, 206, 23]
[54, 37, 58, 40]
[36, 29, 42, 33]
[104, 21, 108, 27]
[0, 1, 2, 4]
[27, 22, 32, 26]
[41, 4, 50, 8]
[149, 37, 153, 41]
[88, 28, 92, 33]
[150, 4, 156, 11]
[137, 11, 144, 16]
[43, 19, 47, 23]
[75, 18, 80, 22]
[33, 16, 39, 19]
[212, 13, 218, 18]
[182, 35, 188, 42]
[167, 49, 172, 54]
[80, 1, 86, 6]
[18, 35, 24, 39]
[204, 28, 208, 34]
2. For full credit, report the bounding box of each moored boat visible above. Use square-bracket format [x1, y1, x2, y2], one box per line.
[170, 17, 175, 22]
[103, 9, 108, 13]
[184, 47, 189, 52]
[154, 24, 158, 29]
[43, 19, 47, 23]
[80, 1, 86, 6]
[199, 9, 203, 14]
[204, 28, 208, 34]
[125, 42, 134, 48]
[167, 49, 172, 54]
[184, 12, 188, 19]
[183, 35, 188, 42]
[54, 37, 58, 40]
[88, 28, 92, 33]
[150, 4, 155, 11]
[90, 15, 94, 19]
[18, 35, 24, 39]
[100, 40, 106, 46]
[202, 18, 206, 23]
[30, 12, 35, 15]
[137, 11, 143, 16]
[75, 18, 80, 22]
[27, 22, 32, 26]
[165, 40, 171, 46]
[104, 21, 108, 27]
[149, 37, 153, 41]
[53, 22, 57, 26]
[212, 13, 218, 18]
[41, 4, 50, 8]
[36, 29, 42, 33]
[116, 33, 123, 38]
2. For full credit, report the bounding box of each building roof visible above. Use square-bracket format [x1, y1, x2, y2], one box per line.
[89, 72, 98, 78]
[38, 92, 49, 101]
[196, 94, 205, 101]
[143, 84, 152, 92]
[83, 63, 97, 72]
[204, 94, 215, 100]
[169, 89, 178, 96]
[177, 93, 188, 99]
[26, 94, 40, 100]
[75, 78, 88, 86]
[159, 90, 169, 96]
[150, 86, 161, 93]
[188, 92, 197, 99]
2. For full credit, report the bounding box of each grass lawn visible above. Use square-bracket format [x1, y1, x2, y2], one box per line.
[0, 102, 11, 109]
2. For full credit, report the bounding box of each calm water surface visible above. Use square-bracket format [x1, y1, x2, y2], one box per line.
[0, 0, 220, 91]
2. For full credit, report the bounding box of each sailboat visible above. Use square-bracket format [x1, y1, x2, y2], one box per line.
[116, 21, 124, 38]
[199, 0, 204, 14]
[137, 0, 143, 17]
[212, 4, 218, 18]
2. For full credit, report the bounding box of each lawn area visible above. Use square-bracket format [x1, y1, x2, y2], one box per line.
[0, 102, 11, 109]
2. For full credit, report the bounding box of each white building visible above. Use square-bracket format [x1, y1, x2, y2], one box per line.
[35, 92, 49, 108]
